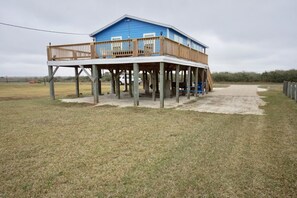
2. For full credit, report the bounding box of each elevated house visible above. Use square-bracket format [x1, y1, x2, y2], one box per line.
[47, 15, 213, 107]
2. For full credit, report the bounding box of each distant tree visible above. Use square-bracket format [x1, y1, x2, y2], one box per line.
[213, 69, 296, 83]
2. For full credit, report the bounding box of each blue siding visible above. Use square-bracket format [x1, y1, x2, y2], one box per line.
[93, 18, 167, 41]
[168, 28, 205, 52]
[91, 17, 206, 56]
[168, 29, 188, 46]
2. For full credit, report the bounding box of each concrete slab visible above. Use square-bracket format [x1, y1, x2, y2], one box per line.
[61, 85, 267, 115]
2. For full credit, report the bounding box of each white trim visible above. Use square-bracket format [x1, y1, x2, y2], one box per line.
[89, 14, 209, 48]
[143, 32, 155, 37]
[47, 56, 209, 69]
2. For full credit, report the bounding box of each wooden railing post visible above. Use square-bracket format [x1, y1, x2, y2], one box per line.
[133, 39, 138, 57]
[47, 45, 52, 61]
[189, 47, 191, 61]
[160, 36, 164, 55]
[90, 42, 96, 59]
[72, 51, 77, 60]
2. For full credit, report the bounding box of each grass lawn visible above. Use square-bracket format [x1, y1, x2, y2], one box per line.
[0, 83, 296, 197]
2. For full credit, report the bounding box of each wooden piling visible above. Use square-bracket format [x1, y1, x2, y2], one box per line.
[98, 68, 102, 95]
[195, 67, 198, 97]
[48, 66, 55, 100]
[92, 64, 99, 104]
[115, 68, 120, 99]
[160, 62, 165, 108]
[75, 67, 80, 97]
[187, 66, 191, 99]
[176, 65, 180, 103]
[129, 69, 133, 97]
[133, 63, 139, 106]
[152, 70, 156, 101]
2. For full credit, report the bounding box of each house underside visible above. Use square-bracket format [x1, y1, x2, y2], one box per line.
[47, 36, 213, 108]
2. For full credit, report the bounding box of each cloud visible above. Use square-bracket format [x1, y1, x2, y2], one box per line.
[0, 0, 296, 76]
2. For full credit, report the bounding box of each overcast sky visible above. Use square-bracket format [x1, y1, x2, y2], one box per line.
[0, 0, 296, 76]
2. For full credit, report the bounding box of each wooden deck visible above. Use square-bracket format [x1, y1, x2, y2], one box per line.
[47, 36, 208, 65]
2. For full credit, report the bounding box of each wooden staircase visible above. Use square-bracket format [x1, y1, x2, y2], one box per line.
[207, 69, 214, 92]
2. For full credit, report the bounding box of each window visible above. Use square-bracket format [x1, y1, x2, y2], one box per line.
[143, 33, 156, 53]
[111, 36, 122, 51]
[174, 34, 183, 44]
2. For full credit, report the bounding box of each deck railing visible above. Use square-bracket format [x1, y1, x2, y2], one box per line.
[47, 37, 208, 65]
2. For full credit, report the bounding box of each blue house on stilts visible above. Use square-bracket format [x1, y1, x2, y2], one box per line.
[47, 15, 213, 107]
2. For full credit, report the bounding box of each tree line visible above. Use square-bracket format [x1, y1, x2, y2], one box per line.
[212, 69, 297, 83]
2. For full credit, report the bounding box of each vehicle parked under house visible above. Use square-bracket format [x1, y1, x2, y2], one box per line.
[46, 14, 213, 107]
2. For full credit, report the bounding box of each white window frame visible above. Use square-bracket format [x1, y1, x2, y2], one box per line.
[111, 36, 122, 51]
[143, 33, 156, 52]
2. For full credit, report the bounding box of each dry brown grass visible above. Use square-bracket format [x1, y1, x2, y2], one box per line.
[0, 82, 111, 100]
[0, 83, 296, 197]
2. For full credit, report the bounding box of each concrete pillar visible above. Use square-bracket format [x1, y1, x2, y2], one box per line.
[92, 64, 99, 104]
[195, 67, 198, 97]
[75, 67, 80, 97]
[187, 66, 191, 99]
[160, 62, 165, 108]
[48, 66, 55, 100]
[176, 65, 180, 103]
[133, 63, 139, 106]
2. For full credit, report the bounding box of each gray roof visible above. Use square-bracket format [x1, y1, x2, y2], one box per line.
[89, 14, 209, 48]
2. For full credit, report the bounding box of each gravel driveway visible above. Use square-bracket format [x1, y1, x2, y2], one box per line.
[178, 85, 267, 115]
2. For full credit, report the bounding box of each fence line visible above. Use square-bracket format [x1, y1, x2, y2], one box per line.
[283, 81, 297, 102]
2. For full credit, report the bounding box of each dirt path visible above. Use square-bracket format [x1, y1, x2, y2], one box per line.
[178, 85, 267, 115]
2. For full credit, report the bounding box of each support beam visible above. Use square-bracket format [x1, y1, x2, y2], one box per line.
[152, 70, 156, 101]
[124, 70, 128, 92]
[143, 71, 145, 89]
[133, 63, 139, 106]
[115, 68, 120, 99]
[48, 66, 59, 82]
[98, 68, 102, 95]
[187, 66, 191, 99]
[75, 67, 80, 97]
[195, 67, 198, 97]
[156, 70, 159, 93]
[160, 62, 165, 108]
[78, 65, 94, 82]
[176, 65, 180, 103]
[205, 69, 209, 94]
[202, 69, 205, 95]
[110, 70, 115, 94]
[92, 64, 99, 104]
[91, 68, 94, 95]
[48, 66, 55, 100]
[129, 69, 133, 97]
